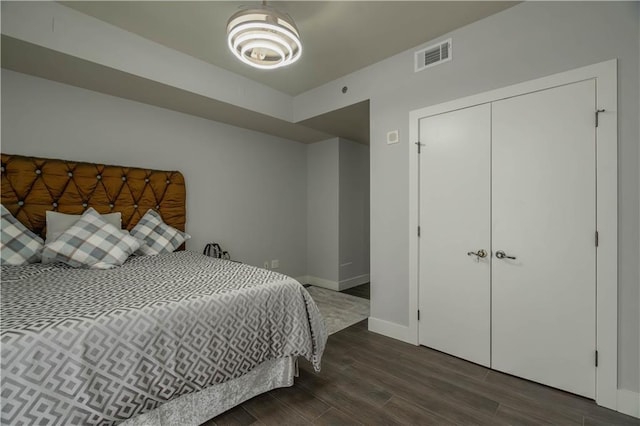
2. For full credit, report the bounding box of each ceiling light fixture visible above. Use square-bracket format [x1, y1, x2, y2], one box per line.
[226, 2, 302, 70]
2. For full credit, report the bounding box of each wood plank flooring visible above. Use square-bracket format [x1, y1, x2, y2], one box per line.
[206, 321, 638, 425]
[340, 283, 370, 300]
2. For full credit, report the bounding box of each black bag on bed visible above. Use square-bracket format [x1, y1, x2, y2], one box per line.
[203, 242, 230, 260]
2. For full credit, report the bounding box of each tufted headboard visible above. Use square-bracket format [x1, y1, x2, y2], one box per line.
[1, 153, 186, 240]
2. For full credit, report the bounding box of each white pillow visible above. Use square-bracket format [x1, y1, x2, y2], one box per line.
[42, 208, 141, 269]
[46, 210, 122, 242]
[1, 204, 44, 265]
[43, 210, 122, 264]
[130, 209, 190, 255]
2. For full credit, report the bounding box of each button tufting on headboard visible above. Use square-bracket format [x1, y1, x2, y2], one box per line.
[1, 153, 186, 241]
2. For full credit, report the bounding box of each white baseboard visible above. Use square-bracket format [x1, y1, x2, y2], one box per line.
[295, 275, 340, 291]
[617, 389, 640, 418]
[338, 274, 370, 291]
[367, 317, 414, 344]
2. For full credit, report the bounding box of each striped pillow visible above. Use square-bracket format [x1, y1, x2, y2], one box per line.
[130, 209, 190, 255]
[1, 204, 44, 265]
[43, 208, 141, 269]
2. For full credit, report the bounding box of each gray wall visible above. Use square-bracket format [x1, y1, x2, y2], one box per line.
[1, 69, 309, 278]
[306, 137, 370, 285]
[339, 139, 370, 282]
[306, 138, 340, 282]
[294, 1, 639, 392]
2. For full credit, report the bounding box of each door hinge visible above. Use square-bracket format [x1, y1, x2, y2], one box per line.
[595, 231, 599, 247]
[418, 310, 421, 321]
[595, 350, 598, 367]
[418, 226, 421, 237]
[595, 109, 605, 127]
[415, 142, 424, 153]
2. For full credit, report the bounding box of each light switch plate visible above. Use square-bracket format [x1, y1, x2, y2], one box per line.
[387, 130, 399, 144]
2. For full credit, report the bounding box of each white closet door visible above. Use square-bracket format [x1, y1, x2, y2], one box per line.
[419, 104, 491, 367]
[491, 80, 596, 398]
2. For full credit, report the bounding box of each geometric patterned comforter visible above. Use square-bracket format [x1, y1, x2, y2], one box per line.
[1, 252, 327, 425]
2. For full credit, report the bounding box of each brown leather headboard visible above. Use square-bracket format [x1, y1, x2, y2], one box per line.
[1, 153, 186, 240]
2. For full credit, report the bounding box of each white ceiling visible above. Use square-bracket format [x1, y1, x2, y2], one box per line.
[4, 1, 517, 145]
[61, 1, 517, 96]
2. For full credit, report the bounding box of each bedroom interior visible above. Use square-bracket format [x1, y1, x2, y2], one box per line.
[1, 1, 638, 425]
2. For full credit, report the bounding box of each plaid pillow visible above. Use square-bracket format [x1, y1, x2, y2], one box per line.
[131, 209, 190, 255]
[42, 208, 141, 269]
[1, 204, 44, 265]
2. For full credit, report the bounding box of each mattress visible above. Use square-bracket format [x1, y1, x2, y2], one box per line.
[1, 252, 327, 425]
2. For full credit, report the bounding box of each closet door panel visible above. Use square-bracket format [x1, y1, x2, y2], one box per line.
[491, 80, 596, 398]
[418, 104, 491, 367]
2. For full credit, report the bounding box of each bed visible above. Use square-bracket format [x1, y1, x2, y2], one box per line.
[0, 153, 327, 425]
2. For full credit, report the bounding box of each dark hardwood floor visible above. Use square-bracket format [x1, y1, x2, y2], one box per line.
[340, 283, 370, 300]
[207, 320, 638, 425]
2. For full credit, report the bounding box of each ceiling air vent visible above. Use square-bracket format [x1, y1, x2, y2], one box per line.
[415, 39, 452, 72]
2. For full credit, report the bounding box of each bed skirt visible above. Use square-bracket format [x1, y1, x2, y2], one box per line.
[121, 357, 296, 426]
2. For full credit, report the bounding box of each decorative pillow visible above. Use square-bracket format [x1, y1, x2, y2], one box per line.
[1, 204, 44, 265]
[46, 210, 122, 242]
[130, 209, 190, 255]
[42, 208, 141, 269]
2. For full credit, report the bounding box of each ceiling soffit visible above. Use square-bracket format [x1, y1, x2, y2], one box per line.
[1, 36, 333, 144]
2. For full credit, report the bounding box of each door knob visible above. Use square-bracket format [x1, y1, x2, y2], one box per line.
[467, 249, 487, 259]
[495, 250, 516, 260]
